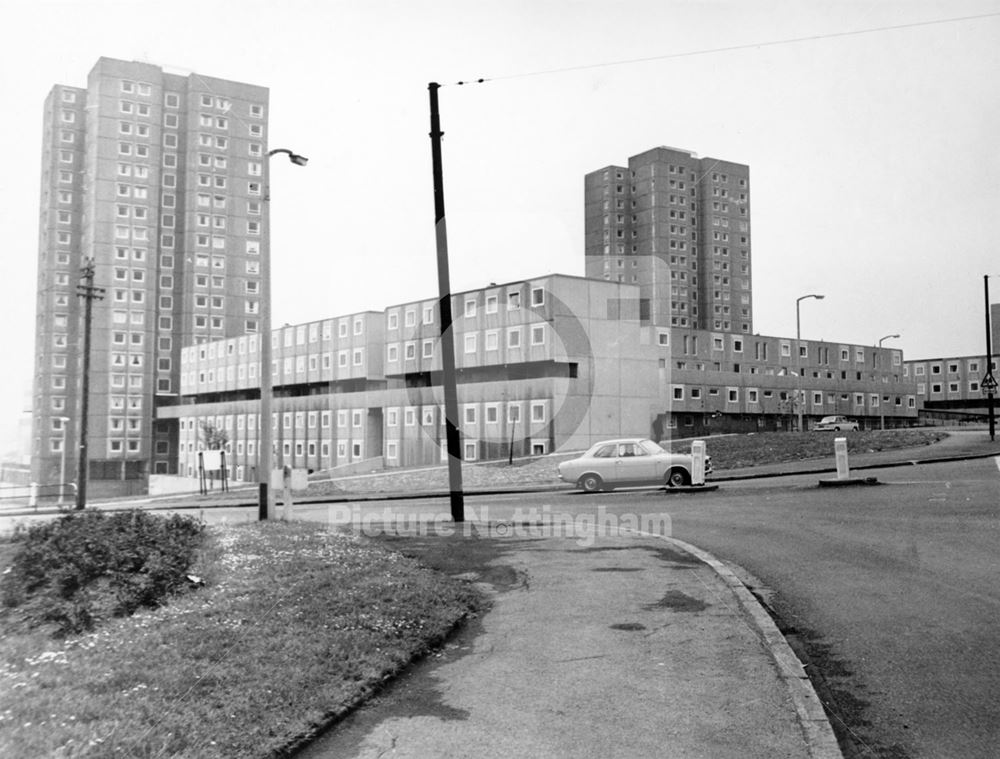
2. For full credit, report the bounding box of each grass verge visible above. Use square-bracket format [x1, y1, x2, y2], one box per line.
[0, 520, 483, 758]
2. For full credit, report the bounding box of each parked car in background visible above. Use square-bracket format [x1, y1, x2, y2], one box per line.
[557, 438, 711, 492]
[813, 415, 860, 431]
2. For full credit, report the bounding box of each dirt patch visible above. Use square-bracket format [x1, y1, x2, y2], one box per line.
[642, 590, 708, 613]
[577, 543, 701, 566]
[373, 532, 534, 593]
[591, 567, 643, 573]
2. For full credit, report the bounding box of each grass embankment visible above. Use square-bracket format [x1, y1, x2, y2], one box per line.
[0, 517, 482, 758]
[665, 429, 948, 469]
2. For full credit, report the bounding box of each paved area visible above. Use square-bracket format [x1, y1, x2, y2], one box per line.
[296, 528, 838, 759]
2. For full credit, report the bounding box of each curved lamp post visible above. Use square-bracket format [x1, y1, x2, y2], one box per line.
[259, 148, 308, 520]
[877, 334, 901, 430]
[796, 294, 825, 432]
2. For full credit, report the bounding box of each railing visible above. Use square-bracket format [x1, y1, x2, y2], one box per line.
[0, 481, 77, 508]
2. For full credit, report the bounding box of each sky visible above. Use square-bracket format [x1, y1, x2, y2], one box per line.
[1, 0, 999, 455]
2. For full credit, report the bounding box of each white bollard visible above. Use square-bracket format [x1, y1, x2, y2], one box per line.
[28, 482, 38, 509]
[691, 440, 707, 486]
[834, 437, 850, 480]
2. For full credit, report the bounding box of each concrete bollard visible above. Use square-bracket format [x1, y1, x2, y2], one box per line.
[29, 482, 38, 510]
[834, 437, 850, 480]
[691, 440, 707, 486]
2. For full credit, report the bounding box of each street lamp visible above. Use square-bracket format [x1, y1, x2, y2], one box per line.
[796, 294, 825, 433]
[258, 147, 308, 521]
[877, 334, 900, 430]
[55, 416, 70, 506]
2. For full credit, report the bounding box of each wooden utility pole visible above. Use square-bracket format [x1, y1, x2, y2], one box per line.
[428, 82, 465, 523]
[984, 275, 996, 441]
[75, 259, 104, 509]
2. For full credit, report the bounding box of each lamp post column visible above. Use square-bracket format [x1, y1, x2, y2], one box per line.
[258, 230, 274, 519]
[796, 304, 801, 431]
[258, 148, 308, 520]
[877, 334, 900, 430]
[56, 416, 70, 506]
[796, 294, 824, 433]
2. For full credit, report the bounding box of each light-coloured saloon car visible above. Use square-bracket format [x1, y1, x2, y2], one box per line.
[813, 415, 860, 431]
[557, 438, 711, 492]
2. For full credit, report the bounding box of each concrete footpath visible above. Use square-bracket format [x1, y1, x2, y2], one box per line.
[295, 527, 841, 759]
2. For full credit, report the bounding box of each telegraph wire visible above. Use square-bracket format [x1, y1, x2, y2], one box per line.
[452, 10, 1000, 86]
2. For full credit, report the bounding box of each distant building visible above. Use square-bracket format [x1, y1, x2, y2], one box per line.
[584, 146, 752, 333]
[902, 303, 1000, 423]
[30, 57, 270, 497]
[160, 274, 915, 483]
[904, 355, 998, 422]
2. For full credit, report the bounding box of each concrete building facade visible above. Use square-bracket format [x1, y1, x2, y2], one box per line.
[30, 58, 270, 496]
[159, 275, 661, 480]
[159, 274, 916, 484]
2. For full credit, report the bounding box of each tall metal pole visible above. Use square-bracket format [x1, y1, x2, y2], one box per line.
[75, 259, 103, 510]
[428, 82, 465, 523]
[877, 334, 900, 430]
[796, 301, 802, 433]
[985, 275, 995, 441]
[795, 294, 824, 433]
[257, 148, 307, 520]
[56, 416, 69, 506]
[258, 157, 275, 520]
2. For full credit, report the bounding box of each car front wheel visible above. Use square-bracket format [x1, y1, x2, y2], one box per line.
[665, 467, 691, 488]
[579, 473, 604, 493]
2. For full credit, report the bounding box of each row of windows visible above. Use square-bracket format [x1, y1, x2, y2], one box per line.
[602, 166, 745, 185]
[181, 315, 374, 367]
[108, 439, 141, 454]
[461, 287, 545, 317]
[47, 436, 143, 455]
[384, 324, 546, 362]
[670, 384, 914, 408]
[184, 346, 365, 387]
[120, 80, 153, 97]
[177, 440, 357, 470]
[179, 400, 548, 439]
[912, 360, 985, 376]
[918, 381, 984, 394]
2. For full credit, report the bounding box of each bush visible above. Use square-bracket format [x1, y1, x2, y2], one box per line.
[1, 510, 205, 635]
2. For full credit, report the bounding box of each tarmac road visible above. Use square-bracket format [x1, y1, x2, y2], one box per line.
[675, 457, 1000, 759]
[453, 456, 1000, 758]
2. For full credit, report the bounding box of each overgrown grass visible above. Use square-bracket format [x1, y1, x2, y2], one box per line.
[0, 521, 483, 758]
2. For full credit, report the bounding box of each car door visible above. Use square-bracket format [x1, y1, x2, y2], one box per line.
[614, 442, 656, 484]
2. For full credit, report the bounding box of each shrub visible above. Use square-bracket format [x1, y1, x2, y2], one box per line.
[1, 510, 205, 635]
